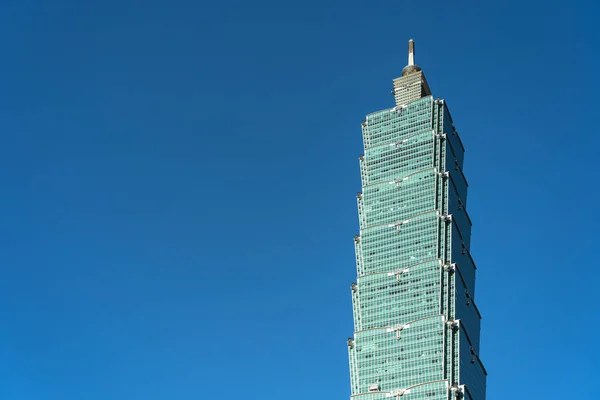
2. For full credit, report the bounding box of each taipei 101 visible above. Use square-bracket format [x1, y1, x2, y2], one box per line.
[348, 40, 485, 400]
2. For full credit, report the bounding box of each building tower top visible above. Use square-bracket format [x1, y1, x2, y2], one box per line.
[401, 39, 422, 76]
[393, 39, 431, 106]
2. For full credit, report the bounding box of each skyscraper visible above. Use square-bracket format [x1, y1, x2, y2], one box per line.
[347, 40, 487, 400]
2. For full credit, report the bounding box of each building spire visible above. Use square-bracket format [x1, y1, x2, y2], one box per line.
[401, 39, 422, 77]
[408, 39, 415, 66]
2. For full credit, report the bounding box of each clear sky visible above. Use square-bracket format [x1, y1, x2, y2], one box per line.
[1, 0, 599, 399]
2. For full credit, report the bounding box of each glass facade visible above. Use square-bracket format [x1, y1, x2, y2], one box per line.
[348, 44, 486, 400]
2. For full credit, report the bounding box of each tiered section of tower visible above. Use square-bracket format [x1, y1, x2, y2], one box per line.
[347, 41, 487, 400]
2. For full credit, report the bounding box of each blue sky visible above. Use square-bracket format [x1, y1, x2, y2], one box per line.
[1, 0, 599, 399]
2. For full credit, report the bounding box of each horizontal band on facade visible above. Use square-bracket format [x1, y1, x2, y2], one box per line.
[355, 257, 443, 280]
[349, 379, 450, 398]
[352, 314, 445, 334]
[360, 166, 439, 189]
[362, 128, 437, 151]
[358, 209, 442, 233]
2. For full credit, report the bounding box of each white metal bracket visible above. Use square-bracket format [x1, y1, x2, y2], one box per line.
[442, 263, 456, 273]
[388, 268, 410, 281]
[387, 388, 411, 398]
[389, 220, 410, 231]
[387, 323, 410, 340]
